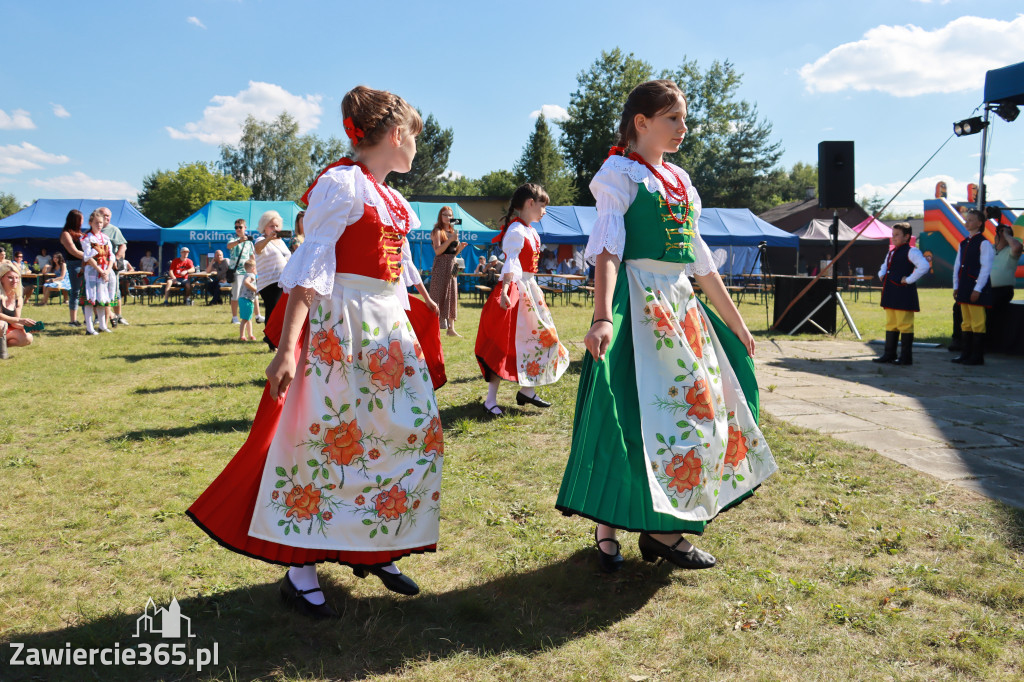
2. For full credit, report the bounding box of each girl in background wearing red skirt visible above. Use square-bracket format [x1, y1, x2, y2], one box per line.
[474, 183, 569, 416]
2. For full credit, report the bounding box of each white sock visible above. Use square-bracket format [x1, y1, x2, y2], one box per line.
[380, 562, 401, 575]
[485, 377, 500, 406]
[519, 385, 536, 398]
[97, 313, 109, 332]
[287, 565, 325, 605]
[85, 307, 95, 333]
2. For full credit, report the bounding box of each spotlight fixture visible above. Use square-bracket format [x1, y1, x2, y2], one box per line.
[953, 116, 989, 137]
[995, 102, 1020, 123]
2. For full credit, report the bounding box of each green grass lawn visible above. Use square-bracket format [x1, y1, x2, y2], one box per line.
[1, 288, 1021, 681]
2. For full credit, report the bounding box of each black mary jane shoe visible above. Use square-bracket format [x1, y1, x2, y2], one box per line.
[515, 391, 551, 408]
[594, 528, 624, 573]
[280, 573, 338, 619]
[353, 565, 420, 596]
[637, 532, 716, 570]
[482, 402, 504, 418]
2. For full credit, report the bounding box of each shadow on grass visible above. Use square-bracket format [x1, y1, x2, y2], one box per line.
[115, 419, 252, 442]
[133, 379, 265, 395]
[1, 550, 666, 681]
[438, 400, 529, 425]
[159, 335, 240, 347]
[104, 351, 239, 363]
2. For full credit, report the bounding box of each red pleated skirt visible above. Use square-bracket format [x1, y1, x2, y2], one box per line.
[186, 290, 444, 568]
[474, 282, 520, 382]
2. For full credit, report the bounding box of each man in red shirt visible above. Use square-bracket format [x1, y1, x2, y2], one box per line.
[162, 247, 195, 305]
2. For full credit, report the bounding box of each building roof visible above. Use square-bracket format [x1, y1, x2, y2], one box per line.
[758, 199, 871, 233]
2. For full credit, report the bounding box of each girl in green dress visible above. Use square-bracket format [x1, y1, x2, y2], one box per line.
[556, 80, 777, 573]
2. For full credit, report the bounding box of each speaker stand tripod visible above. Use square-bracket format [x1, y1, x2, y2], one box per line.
[788, 212, 861, 339]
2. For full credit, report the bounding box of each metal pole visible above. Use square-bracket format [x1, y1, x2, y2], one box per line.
[977, 107, 990, 210]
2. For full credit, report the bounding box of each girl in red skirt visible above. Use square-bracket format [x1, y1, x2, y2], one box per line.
[188, 86, 444, 618]
[474, 183, 569, 416]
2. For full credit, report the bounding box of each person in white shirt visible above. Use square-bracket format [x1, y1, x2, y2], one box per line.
[253, 210, 291, 349]
[873, 223, 929, 366]
[34, 248, 52, 271]
[951, 208, 995, 365]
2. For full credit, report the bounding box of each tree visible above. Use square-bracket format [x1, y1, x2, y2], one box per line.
[138, 162, 251, 227]
[0, 192, 20, 219]
[513, 114, 576, 206]
[759, 162, 818, 209]
[308, 135, 351, 188]
[436, 174, 481, 196]
[390, 113, 453, 196]
[220, 113, 317, 201]
[478, 170, 518, 200]
[664, 58, 783, 213]
[559, 49, 654, 204]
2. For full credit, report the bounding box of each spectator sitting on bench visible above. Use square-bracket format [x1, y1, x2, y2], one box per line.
[557, 257, 581, 276]
[140, 250, 159, 283]
[162, 247, 195, 305]
[204, 250, 229, 305]
[36, 253, 70, 305]
[482, 255, 502, 287]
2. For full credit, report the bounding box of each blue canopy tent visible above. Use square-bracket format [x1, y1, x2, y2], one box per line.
[534, 206, 596, 245]
[0, 199, 162, 268]
[158, 200, 304, 269]
[984, 60, 1024, 106]
[697, 208, 799, 277]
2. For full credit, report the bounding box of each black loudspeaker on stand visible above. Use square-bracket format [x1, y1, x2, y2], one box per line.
[778, 142, 862, 338]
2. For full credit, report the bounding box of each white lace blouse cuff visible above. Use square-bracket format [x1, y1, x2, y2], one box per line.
[279, 241, 337, 297]
[585, 213, 626, 264]
[685, 232, 717, 277]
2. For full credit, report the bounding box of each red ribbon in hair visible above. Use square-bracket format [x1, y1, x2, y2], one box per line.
[607, 146, 628, 158]
[343, 117, 364, 144]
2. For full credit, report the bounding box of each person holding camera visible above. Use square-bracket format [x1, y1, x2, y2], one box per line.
[429, 205, 467, 337]
[226, 219, 258, 324]
[254, 210, 292, 349]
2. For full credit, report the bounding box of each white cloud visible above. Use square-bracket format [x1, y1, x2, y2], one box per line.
[0, 142, 70, 174]
[530, 104, 570, 121]
[50, 103, 70, 118]
[441, 170, 464, 180]
[29, 172, 139, 200]
[166, 81, 323, 145]
[855, 172, 1019, 213]
[800, 15, 1024, 96]
[187, 16, 206, 29]
[0, 109, 35, 130]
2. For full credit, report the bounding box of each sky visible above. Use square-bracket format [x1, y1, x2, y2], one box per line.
[1, 0, 1023, 221]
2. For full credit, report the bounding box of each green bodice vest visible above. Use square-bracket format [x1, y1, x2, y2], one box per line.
[621, 184, 696, 263]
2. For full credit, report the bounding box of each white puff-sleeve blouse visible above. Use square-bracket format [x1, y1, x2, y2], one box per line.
[585, 155, 716, 277]
[279, 165, 421, 298]
[280, 165, 363, 297]
[499, 222, 538, 281]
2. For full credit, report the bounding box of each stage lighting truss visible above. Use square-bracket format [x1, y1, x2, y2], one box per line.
[953, 116, 988, 137]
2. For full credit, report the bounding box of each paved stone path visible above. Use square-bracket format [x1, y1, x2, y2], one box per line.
[754, 338, 1024, 510]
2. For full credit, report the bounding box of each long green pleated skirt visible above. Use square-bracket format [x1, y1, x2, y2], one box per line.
[556, 259, 776, 534]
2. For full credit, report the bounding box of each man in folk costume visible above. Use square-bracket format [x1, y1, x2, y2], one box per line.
[873, 222, 929, 366]
[952, 208, 994, 366]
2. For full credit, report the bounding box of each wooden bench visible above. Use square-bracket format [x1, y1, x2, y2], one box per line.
[474, 285, 492, 304]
